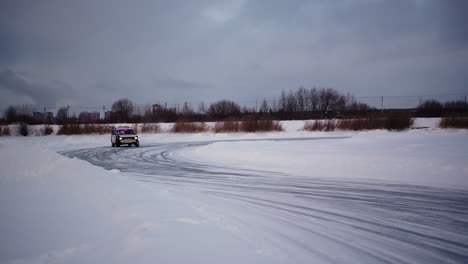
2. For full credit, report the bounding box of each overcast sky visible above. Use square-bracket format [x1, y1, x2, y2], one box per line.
[1, 0, 467, 112]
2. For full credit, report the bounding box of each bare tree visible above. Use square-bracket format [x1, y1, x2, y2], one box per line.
[279, 90, 287, 111]
[259, 99, 270, 113]
[111, 98, 134, 122]
[296, 87, 306, 112]
[197, 102, 207, 114]
[16, 105, 33, 118]
[416, 99, 444, 117]
[208, 100, 241, 120]
[444, 100, 466, 113]
[182, 102, 194, 115]
[4, 104, 33, 123]
[56, 107, 68, 124]
[347, 102, 372, 111]
[4, 106, 17, 123]
[318, 88, 341, 117]
[142, 104, 153, 123]
[286, 90, 296, 112]
[306, 88, 319, 111]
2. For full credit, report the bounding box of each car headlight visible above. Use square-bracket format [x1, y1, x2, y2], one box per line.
[135, 136, 138, 139]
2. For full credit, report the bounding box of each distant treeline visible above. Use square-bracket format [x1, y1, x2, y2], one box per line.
[1, 87, 467, 124]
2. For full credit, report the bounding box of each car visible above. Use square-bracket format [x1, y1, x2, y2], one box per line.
[111, 126, 139, 147]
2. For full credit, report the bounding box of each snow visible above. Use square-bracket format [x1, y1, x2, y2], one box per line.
[185, 129, 468, 189]
[1, 119, 467, 263]
[0, 145, 271, 264]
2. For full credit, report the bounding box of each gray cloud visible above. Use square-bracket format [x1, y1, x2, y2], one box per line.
[0, 69, 76, 108]
[0, 0, 467, 111]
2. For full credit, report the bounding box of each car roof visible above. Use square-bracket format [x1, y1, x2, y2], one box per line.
[116, 125, 132, 129]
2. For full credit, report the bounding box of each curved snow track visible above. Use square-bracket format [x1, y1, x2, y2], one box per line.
[62, 137, 468, 264]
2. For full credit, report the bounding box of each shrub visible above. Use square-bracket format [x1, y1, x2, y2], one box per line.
[239, 116, 283, 132]
[57, 124, 112, 135]
[42, 125, 54, 136]
[85, 124, 112, 134]
[416, 99, 443, 117]
[337, 116, 386, 131]
[303, 120, 336, 131]
[171, 122, 208, 133]
[140, 123, 161, 133]
[19, 122, 29, 136]
[336, 113, 413, 131]
[57, 124, 81, 135]
[213, 116, 283, 133]
[323, 120, 336, 131]
[444, 100, 467, 113]
[304, 120, 323, 131]
[213, 120, 240, 133]
[0, 126, 10, 136]
[385, 112, 413, 131]
[208, 100, 241, 120]
[439, 116, 468, 128]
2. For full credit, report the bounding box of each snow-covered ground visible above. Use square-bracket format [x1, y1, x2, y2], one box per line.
[1, 120, 467, 263]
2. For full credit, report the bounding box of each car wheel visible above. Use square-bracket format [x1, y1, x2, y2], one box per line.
[135, 141, 140, 147]
[116, 141, 120, 147]
[112, 142, 115, 147]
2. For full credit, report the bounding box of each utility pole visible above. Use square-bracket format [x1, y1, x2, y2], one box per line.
[43, 107, 46, 125]
[465, 95, 467, 112]
[381, 96, 384, 112]
[103, 105, 105, 121]
[67, 105, 70, 119]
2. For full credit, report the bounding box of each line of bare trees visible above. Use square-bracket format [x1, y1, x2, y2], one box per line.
[2, 87, 467, 125]
[274, 87, 373, 119]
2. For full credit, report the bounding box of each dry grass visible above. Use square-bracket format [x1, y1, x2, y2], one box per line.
[213, 116, 283, 133]
[213, 120, 240, 133]
[336, 113, 413, 131]
[140, 123, 161, 133]
[439, 116, 468, 128]
[336, 117, 384, 131]
[240, 116, 283, 132]
[170, 122, 208, 133]
[57, 124, 113, 135]
[303, 113, 413, 131]
[303, 120, 336, 131]
[0, 126, 10, 136]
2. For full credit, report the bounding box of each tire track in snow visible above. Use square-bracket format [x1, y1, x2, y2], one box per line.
[61, 137, 468, 264]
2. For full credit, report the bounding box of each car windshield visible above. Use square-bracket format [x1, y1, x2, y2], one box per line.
[116, 129, 135, 135]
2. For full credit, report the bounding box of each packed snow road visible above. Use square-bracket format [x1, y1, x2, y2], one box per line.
[62, 137, 468, 264]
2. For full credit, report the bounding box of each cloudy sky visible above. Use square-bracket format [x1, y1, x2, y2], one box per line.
[1, 0, 467, 112]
